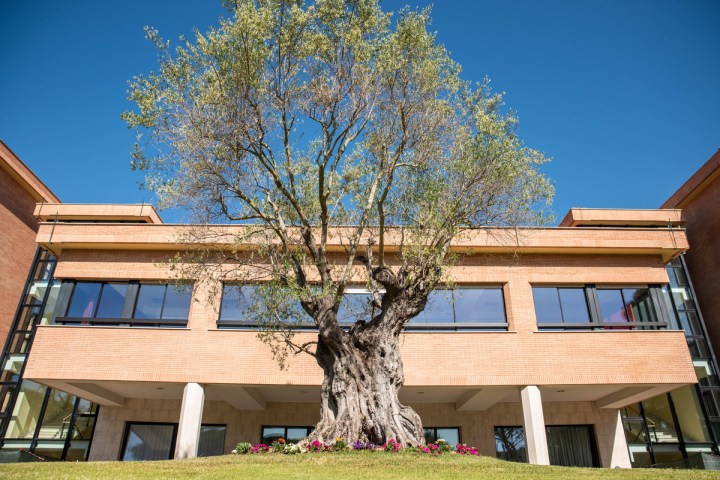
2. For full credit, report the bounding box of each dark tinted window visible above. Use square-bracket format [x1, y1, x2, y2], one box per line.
[454, 289, 505, 323]
[162, 285, 192, 320]
[337, 292, 375, 323]
[122, 423, 176, 461]
[67, 283, 102, 318]
[134, 284, 192, 320]
[261, 426, 312, 444]
[96, 283, 128, 318]
[531, 288, 562, 323]
[598, 288, 656, 325]
[532, 287, 589, 324]
[134, 285, 166, 319]
[198, 425, 226, 457]
[219, 285, 257, 321]
[558, 289, 590, 323]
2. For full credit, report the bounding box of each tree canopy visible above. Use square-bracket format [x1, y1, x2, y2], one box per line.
[123, 0, 553, 444]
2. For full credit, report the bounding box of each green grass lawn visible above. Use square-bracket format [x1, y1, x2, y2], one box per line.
[1, 452, 717, 480]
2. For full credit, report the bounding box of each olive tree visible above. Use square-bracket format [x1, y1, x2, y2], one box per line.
[123, 0, 553, 446]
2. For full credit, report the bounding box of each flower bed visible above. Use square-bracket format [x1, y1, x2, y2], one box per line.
[232, 438, 481, 456]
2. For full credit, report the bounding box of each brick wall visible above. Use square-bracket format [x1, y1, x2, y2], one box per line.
[0, 167, 40, 342]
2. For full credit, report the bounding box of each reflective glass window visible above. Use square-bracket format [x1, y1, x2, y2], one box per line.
[412, 290, 454, 324]
[597, 289, 627, 323]
[623, 288, 657, 324]
[67, 283, 102, 318]
[338, 292, 375, 323]
[670, 386, 711, 443]
[72, 416, 96, 440]
[37, 389, 76, 440]
[261, 427, 285, 444]
[122, 423, 176, 461]
[423, 427, 460, 446]
[286, 427, 311, 443]
[532, 287, 589, 324]
[261, 426, 312, 444]
[40, 282, 60, 325]
[219, 285, 256, 321]
[454, 289, 505, 324]
[96, 283, 128, 318]
[198, 425, 226, 456]
[161, 285, 192, 320]
[558, 289, 591, 323]
[622, 404, 650, 444]
[641, 395, 680, 443]
[5, 381, 47, 439]
[494, 426, 527, 463]
[532, 288, 562, 323]
[435, 428, 460, 446]
[598, 288, 657, 326]
[133, 285, 166, 319]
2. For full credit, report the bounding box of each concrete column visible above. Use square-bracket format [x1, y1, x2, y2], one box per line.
[175, 382, 205, 459]
[609, 409, 632, 468]
[520, 385, 550, 465]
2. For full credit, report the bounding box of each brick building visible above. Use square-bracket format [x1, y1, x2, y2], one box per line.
[0, 147, 718, 468]
[0, 141, 59, 342]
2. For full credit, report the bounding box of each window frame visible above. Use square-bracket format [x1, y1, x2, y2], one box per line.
[120, 421, 178, 461]
[423, 426, 462, 446]
[119, 422, 228, 460]
[260, 425, 314, 444]
[533, 284, 670, 331]
[218, 284, 509, 331]
[55, 281, 193, 328]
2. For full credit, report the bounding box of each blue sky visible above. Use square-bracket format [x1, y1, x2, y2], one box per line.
[1, 0, 718, 224]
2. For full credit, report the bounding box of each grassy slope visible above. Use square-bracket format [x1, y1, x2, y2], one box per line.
[1, 452, 717, 480]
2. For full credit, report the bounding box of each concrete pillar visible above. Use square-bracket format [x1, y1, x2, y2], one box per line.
[609, 409, 632, 468]
[175, 382, 205, 459]
[520, 385, 550, 465]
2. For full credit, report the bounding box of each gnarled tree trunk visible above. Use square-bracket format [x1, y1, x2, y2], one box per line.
[309, 313, 425, 446]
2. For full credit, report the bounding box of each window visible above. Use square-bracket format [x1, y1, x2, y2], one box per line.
[533, 285, 668, 331]
[532, 287, 590, 326]
[494, 426, 527, 463]
[134, 284, 192, 321]
[219, 285, 259, 323]
[408, 287, 507, 330]
[423, 427, 460, 447]
[494, 425, 598, 467]
[57, 281, 192, 327]
[67, 282, 121, 318]
[198, 425, 227, 457]
[121, 423, 227, 460]
[597, 288, 658, 327]
[261, 426, 313, 444]
[122, 423, 177, 461]
[219, 285, 507, 331]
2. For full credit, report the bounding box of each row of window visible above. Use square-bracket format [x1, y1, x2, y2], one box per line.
[533, 285, 669, 330]
[121, 423, 225, 461]
[219, 285, 508, 330]
[55, 281, 671, 332]
[120, 423, 462, 461]
[494, 425, 599, 467]
[57, 282, 192, 327]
